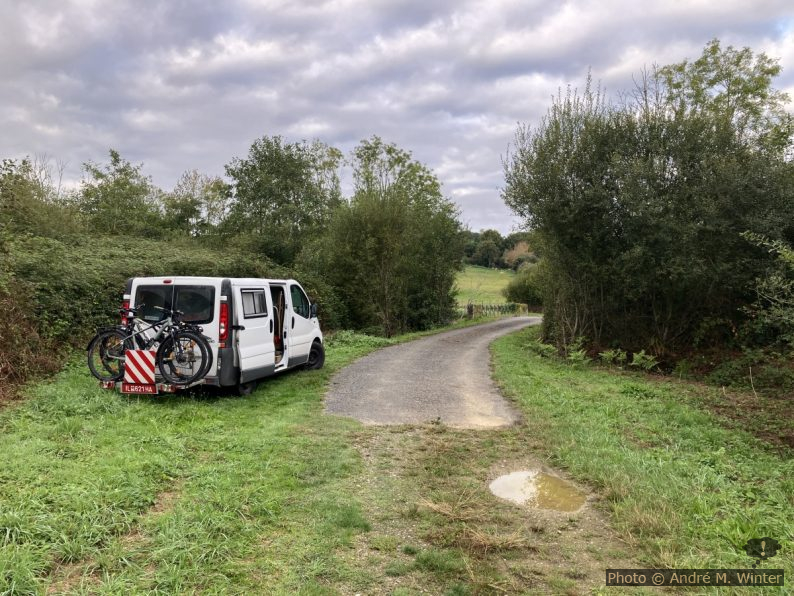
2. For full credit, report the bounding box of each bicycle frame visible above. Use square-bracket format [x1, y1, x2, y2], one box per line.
[126, 316, 170, 350]
[103, 311, 174, 362]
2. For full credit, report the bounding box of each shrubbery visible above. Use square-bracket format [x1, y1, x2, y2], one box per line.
[503, 40, 794, 361]
[501, 262, 543, 308]
[0, 233, 346, 394]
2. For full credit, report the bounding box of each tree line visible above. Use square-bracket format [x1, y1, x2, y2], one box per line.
[503, 40, 794, 382]
[462, 229, 538, 270]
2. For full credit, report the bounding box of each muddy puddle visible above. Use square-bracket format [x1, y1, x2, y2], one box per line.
[489, 470, 586, 512]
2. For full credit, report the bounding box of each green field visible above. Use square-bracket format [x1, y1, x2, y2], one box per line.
[455, 265, 515, 305]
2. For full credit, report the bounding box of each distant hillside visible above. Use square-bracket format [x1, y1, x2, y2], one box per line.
[455, 265, 515, 305]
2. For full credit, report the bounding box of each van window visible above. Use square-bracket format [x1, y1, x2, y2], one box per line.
[134, 285, 215, 324]
[290, 284, 311, 319]
[175, 286, 215, 324]
[241, 290, 268, 318]
[135, 286, 172, 321]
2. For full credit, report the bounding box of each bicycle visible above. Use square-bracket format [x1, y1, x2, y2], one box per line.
[87, 306, 212, 385]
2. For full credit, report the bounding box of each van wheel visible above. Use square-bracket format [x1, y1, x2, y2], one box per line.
[237, 381, 257, 396]
[306, 341, 325, 370]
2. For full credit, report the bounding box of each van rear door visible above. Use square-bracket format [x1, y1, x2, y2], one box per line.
[233, 285, 275, 382]
[130, 279, 221, 377]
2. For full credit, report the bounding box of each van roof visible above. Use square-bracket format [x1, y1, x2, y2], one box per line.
[130, 276, 298, 285]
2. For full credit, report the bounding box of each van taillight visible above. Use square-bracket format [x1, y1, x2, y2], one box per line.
[219, 302, 228, 346]
[121, 299, 130, 325]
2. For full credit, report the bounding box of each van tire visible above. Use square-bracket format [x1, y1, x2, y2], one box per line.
[237, 381, 257, 396]
[306, 341, 325, 370]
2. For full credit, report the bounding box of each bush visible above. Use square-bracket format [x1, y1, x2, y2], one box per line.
[629, 350, 659, 372]
[502, 262, 543, 307]
[740, 234, 794, 348]
[0, 234, 346, 394]
[599, 348, 628, 366]
[511, 253, 538, 271]
[524, 339, 556, 358]
[7, 235, 347, 342]
[0, 282, 62, 398]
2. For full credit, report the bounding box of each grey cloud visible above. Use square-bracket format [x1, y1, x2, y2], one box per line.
[0, 0, 792, 234]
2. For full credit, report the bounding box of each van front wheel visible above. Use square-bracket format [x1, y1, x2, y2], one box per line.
[306, 341, 325, 370]
[237, 381, 257, 396]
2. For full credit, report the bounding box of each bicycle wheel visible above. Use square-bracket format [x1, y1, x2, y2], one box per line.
[87, 329, 126, 382]
[180, 326, 214, 380]
[156, 330, 210, 385]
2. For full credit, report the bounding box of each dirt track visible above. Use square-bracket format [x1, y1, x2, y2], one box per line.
[325, 316, 540, 428]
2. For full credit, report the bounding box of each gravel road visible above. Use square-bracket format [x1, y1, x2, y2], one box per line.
[325, 316, 540, 429]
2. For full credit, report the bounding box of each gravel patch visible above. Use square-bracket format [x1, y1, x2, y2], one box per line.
[325, 317, 540, 428]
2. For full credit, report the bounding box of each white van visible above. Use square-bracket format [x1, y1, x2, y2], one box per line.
[122, 276, 324, 393]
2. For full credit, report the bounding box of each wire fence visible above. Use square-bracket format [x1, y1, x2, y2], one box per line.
[456, 302, 531, 319]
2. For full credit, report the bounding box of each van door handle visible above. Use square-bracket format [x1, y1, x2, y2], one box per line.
[291, 317, 295, 329]
[269, 320, 273, 333]
[232, 325, 245, 331]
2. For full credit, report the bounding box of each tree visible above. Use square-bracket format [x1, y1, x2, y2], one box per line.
[479, 229, 504, 248]
[0, 158, 81, 238]
[319, 137, 463, 335]
[473, 239, 500, 267]
[503, 41, 794, 356]
[78, 149, 165, 237]
[503, 241, 536, 270]
[463, 229, 512, 267]
[224, 137, 342, 264]
[164, 170, 229, 236]
[462, 230, 480, 260]
[659, 39, 792, 153]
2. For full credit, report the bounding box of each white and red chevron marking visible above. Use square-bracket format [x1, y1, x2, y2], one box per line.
[124, 350, 156, 385]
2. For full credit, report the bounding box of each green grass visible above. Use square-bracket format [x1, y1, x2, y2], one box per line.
[455, 265, 515, 305]
[0, 333, 388, 595]
[4, 320, 790, 594]
[0, 317, 517, 595]
[491, 327, 794, 584]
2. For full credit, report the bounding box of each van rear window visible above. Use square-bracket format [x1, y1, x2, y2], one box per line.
[175, 286, 215, 324]
[135, 286, 171, 321]
[134, 285, 215, 324]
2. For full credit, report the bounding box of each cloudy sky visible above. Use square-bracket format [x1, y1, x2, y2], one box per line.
[1, 0, 792, 233]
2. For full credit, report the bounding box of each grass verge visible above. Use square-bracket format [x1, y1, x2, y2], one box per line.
[491, 327, 793, 588]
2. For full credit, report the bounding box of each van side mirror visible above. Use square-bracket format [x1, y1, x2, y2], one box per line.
[310, 303, 318, 318]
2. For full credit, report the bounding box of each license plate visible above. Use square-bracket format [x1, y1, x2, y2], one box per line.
[121, 383, 158, 395]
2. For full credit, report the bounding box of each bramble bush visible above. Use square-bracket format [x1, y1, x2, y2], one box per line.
[0, 235, 345, 394]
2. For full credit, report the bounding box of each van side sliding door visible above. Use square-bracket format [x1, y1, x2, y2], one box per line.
[233, 287, 275, 383]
